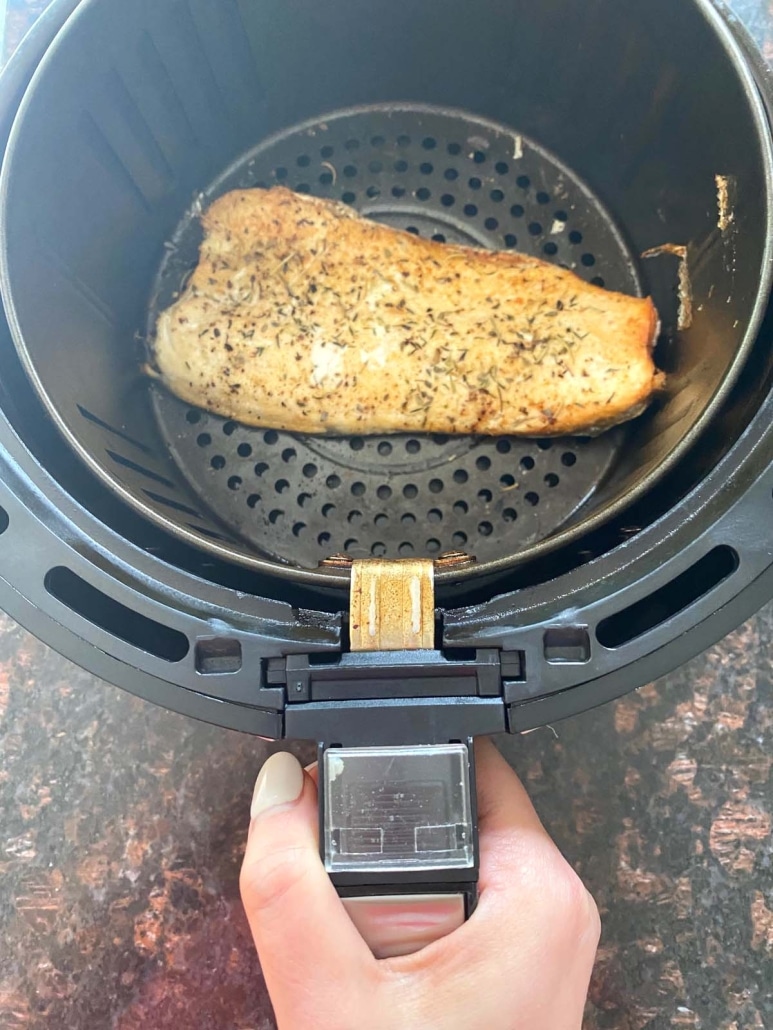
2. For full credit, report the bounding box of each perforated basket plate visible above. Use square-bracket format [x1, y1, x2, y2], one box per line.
[149, 104, 642, 568]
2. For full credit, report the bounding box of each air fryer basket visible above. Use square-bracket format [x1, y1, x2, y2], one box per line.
[0, 0, 770, 749]
[2, 0, 772, 593]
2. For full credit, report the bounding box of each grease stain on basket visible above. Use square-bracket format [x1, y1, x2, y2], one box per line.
[715, 174, 736, 233]
[642, 243, 693, 331]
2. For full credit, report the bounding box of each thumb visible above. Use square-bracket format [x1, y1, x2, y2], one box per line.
[240, 751, 374, 1027]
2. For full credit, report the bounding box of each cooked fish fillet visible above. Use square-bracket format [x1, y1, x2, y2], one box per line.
[153, 186, 662, 436]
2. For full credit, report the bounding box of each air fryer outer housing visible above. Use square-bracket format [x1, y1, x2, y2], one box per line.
[0, 0, 769, 747]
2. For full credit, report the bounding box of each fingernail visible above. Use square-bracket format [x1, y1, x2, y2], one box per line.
[250, 752, 304, 819]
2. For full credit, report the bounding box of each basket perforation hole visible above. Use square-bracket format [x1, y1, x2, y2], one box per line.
[345, 138, 360, 150]
[537, 440, 553, 451]
[504, 234, 518, 248]
[292, 522, 307, 537]
[517, 175, 531, 189]
[403, 484, 418, 499]
[496, 440, 512, 454]
[228, 476, 242, 491]
[485, 217, 499, 230]
[464, 204, 478, 217]
[416, 187, 431, 201]
[478, 489, 493, 503]
[254, 461, 269, 477]
[366, 185, 381, 199]
[432, 233, 446, 243]
[297, 493, 312, 508]
[185, 410, 202, 424]
[420, 162, 434, 174]
[520, 456, 535, 471]
[374, 513, 389, 527]
[296, 154, 311, 167]
[377, 485, 392, 500]
[263, 430, 278, 445]
[426, 538, 441, 553]
[543, 242, 559, 256]
[344, 538, 358, 550]
[394, 159, 408, 172]
[500, 474, 516, 488]
[295, 183, 311, 193]
[397, 134, 411, 147]
[453, 501, 469, 515]
[406, 439, 421, 454]
[592, 276, 606, 288]
[490, 189, 504, 203]
[569, 230, 583, 244]
[349, 437, 365, 451]
[529, 222, 543, 236]
[472, 150, 486, 164]
[318, 531, 331, 545]
[391, 186, 406, 198]
[268, 509, 284, 524]
[196, 433, 211, 448]
[444, 168, 459, 181]
[452, 532, 468, 547]
[428, 508, 443, 523]
[342, 191, 356, 204]
[510, 204, 525, 218]
[536, 191, 551, 205]
[406, 226, 420, 235]
[495, 161, 509, 175]
[429, 478, 444, 494]
[371, 542, 387, 557]
[370, 135, 386, 147]
[320, 145, 334, 158]
[343, 165, 357, 178]
[545, 473, 560, 488]
[274, 166, 288, 180]
[237, 442, 252, 458]
[275, 479, 290, 494]
[247, 494, 260, 509]
[322, 503, 336, 517]
[468, 177, 482, 190]
[447, 142, 461, 155]
[282, 448, 297, 463]
[525, 492, 540, 506]
[303, 463, 317, 478]
[476, 456, 491, 471]
[210, 455, 226, 470]
[399, 542, 415, 556]
[441, 194, 455, 207]
[503, 508, 518, 523]
[422, 137, 437, 150]
[562, 452, 578, 467]
[453, 469, 468, 484]
[401, 512, 416, 525]
[319, 171, 334, 185]
[582, 253, 597, 267]
[377, 441, 393, 456]
[326, 474, 341, 489]
[223, 421, 238, 436]
[478, 521, 493, 536]
[352, 481, 366, 496]
[555, 210, 568, 222]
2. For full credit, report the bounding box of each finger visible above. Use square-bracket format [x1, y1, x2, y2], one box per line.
[240, 752, 374, 1026]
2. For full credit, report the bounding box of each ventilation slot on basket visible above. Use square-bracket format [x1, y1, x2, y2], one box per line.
[195, 637, 242, 674]
[544, 627, 590, 664]
[45, 566, 189, 661]
[596, 546, 739, 649]
[77, 404, 154, 455]
[0, 505, 8, 535]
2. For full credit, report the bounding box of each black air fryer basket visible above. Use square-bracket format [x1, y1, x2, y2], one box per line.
[0, 0, 772, 906]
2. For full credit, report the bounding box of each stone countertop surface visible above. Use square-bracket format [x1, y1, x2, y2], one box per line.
[1, 1, 773, 1028]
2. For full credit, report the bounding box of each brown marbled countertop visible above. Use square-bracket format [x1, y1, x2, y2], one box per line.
[1, 1, 773, 1027]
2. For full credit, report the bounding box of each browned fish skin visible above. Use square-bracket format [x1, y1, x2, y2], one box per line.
[153, 187, 662, 436]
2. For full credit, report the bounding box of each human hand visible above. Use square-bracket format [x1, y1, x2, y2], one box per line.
[240, 739, 600, 1030]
